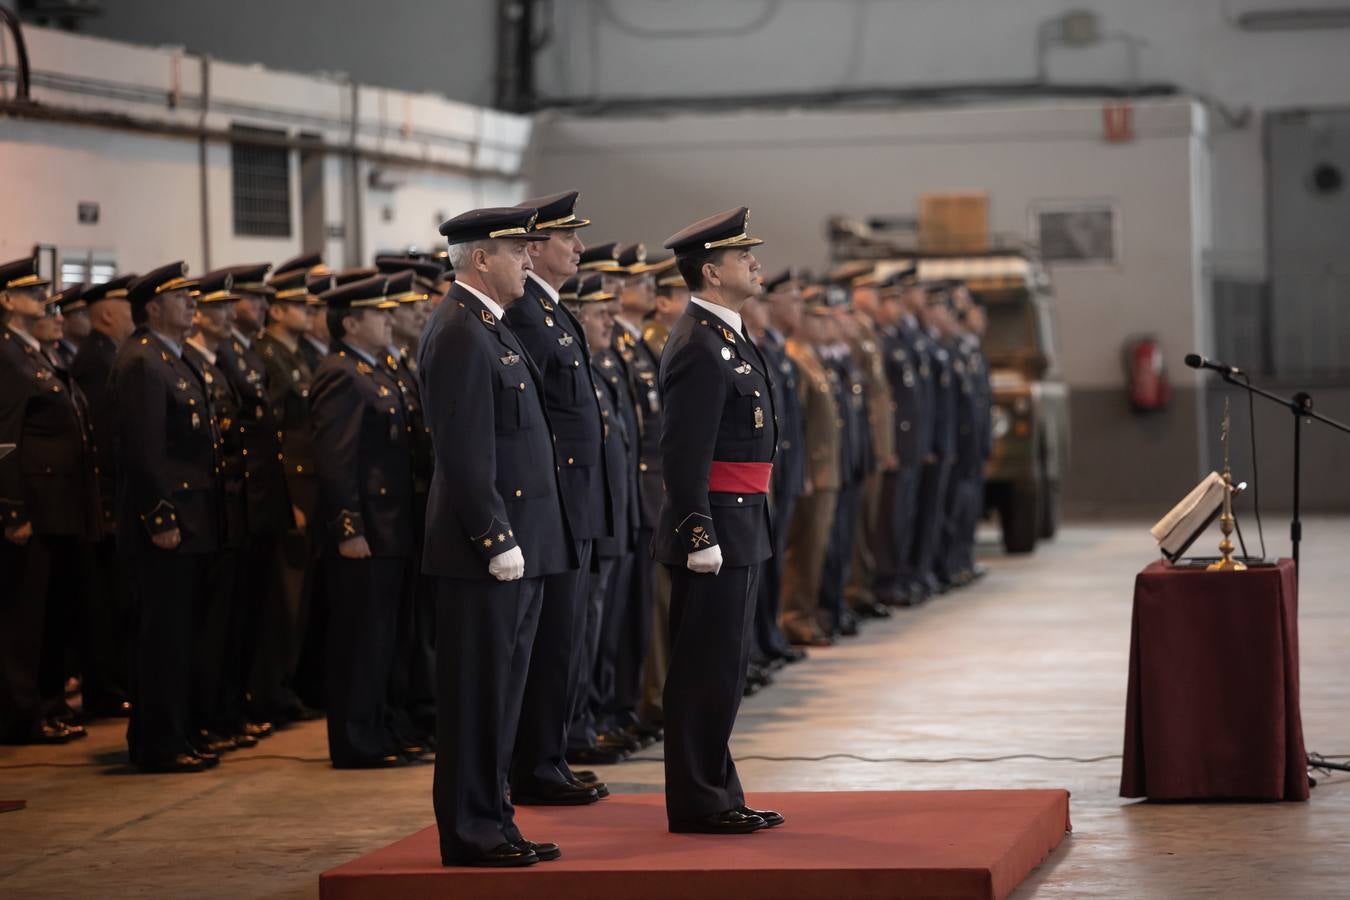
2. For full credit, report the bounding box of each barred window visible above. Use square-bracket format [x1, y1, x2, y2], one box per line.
[231, 124, 292, 238]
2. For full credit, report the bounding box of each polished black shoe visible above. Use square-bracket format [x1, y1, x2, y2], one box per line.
[597, 730, 641, 754]
[786, 626, 833, 647]
[514, 839, 561, 861]
[333, 753, 405, 769]
[230, 732, 259, 749]
[399, 743, 432, 762]
[572, 769, 599, 783]
[512, 780, 599, 806]
[837, 614, 860, 637]
[195, 730, 237, 754]
[777, 645, 808, 664]
[567, 745, 627, 766]
[140, 753, 215, 774]
[669, 809, 766, 834]
[459, 842, 539, 868]
[738, 805, 785, 827]
[243, 721, 275, 739]
[21, 720, 79, 744]
[624, 725, 656, 749]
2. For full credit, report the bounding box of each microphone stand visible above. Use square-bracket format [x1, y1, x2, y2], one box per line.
[1213, 370, 1350, 775]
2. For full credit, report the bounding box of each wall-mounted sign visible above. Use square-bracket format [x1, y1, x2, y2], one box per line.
[1030, 200, 1120, 265]
[77, 202, 100, 225]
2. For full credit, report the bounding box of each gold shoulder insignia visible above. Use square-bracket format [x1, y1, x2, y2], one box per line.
[356, 361, 374, 375]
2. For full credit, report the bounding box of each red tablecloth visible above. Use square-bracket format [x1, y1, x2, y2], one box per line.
[1120, 558, 1308, 801]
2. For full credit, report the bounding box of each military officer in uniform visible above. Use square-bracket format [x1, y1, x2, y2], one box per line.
[0, 257, 99, 745]
[780, 287, 842, 647]
[420, 206, 573, 868]
[911, 283, 958, 597]
[563, 274, 638, 770]
[70, 274, 138, 717]
[656, 208, 783, 835]
[747, 273, 807, 665]
[257, 255, 325, 722]
[182, 269, 256, 753]
[373, 264, 439, 750]
[46, 284, 86, 367]
[308, 274, 420, 768]
[111, 262, 226, 772]
[500, 190, 611, 805]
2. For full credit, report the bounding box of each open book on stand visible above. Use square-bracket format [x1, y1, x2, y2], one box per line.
[1150, 472, 1234, 563]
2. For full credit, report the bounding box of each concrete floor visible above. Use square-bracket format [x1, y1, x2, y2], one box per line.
[3, 520, 1349, 898]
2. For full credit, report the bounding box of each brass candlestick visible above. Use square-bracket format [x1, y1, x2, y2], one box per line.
[1208, 398, 1247, 572]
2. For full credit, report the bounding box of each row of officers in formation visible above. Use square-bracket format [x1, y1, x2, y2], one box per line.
[0, 191, 991, 864]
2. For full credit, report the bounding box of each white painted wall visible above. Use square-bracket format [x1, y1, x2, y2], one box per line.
[0, 25, 531, 278]
[532, 98, 1210, 391]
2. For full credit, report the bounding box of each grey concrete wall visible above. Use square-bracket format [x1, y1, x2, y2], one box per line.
[537, 0, 1350, 283]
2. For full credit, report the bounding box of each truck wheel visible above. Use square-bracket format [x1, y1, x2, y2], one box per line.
[1002, 483, 1040, 554]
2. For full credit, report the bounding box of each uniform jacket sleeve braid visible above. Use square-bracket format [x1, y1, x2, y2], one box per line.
[116, 353, 178, 537]
[310, 360, 365, 543]
[420, 316, 517, 564]
[659, 337, 726, 554]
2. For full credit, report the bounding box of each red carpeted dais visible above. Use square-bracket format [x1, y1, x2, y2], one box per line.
[321, 790, 1071, 900]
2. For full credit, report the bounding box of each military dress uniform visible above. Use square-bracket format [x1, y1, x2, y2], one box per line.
[780, 316, 843, 646]
[69, 275, 138, 715]
[895, 310, 937, 601]
[875, 297, 929, 604]
[751, 324, 805, 661]
[376, 268, 438, 747]
[911, 307, 957, 595]
[0, 258, 100, 744]
[255, 257, 324, 719]
[209, 265, 290, 738]
[309, 276, 418, 768]
[820, 331, 872, 636]
[502, 191, 612, 804]
[581, 335, 645, 764]
[655, 209, 779, 833]
[111, 263, 226, 771]
[419, 208, 574, 867]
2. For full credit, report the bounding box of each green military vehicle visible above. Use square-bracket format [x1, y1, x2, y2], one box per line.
[829, 220, 1069, 553]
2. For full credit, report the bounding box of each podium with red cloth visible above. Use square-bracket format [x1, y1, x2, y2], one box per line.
[1120, 558, 1309, 801]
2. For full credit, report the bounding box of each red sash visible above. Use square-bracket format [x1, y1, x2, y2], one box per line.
[708, 461, 773, 494]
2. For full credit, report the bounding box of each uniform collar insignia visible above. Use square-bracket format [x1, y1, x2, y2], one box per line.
[480, 309, 496, 327]
[719, 325, 736, 344]
[356, 361, 374, 375]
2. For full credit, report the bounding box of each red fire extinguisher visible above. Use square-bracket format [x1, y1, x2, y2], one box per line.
[1126, 336, 1171, 412]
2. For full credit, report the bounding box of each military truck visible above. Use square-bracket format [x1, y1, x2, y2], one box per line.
[829, 219, 1069, 553]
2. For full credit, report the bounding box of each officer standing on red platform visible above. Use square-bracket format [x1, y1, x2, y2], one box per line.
[655, 208, 784, 835]
[420, 206, 574, 868]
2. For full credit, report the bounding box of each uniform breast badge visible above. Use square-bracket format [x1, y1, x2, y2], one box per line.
[721, 347, 732, 361]
[754, 407, 765, 429]
[500, 352, 521, 366]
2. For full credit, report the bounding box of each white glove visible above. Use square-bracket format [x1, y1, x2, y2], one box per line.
[488, 546, 525, 582]
[687, 545, 723, 575]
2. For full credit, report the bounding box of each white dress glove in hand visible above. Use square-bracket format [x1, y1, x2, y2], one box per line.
[687, 544, 723, 575]
[488, 546, 525, 582]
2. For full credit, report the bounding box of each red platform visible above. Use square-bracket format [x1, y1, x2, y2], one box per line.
[320, 790, 1071, 900]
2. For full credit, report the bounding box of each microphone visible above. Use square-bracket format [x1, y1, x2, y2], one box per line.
[1184, 353, 1243, 377]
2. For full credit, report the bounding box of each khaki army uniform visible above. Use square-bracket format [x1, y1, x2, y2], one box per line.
[779, 339, 841, 643]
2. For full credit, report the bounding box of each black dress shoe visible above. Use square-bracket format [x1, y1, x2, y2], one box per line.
[567, 745, 627, 766]
[40, 718, 86, 741]
[778, 645, 808, 663]
[738, 805, 785, 827]
[512, 780, 599, 806]
[669, 809, 766, 834]
[597, 730, 641, 754]
[195, 731, 237, 754]
[140, 753, 214, 774]
[569, 778, 610, 798]
[572, 769, 598, 783]
[514, 839, 561, 861]
[459, 843, 539, 868]
[21, 720, 78, 744]
[243, 721, 274, 739]
[231, 732, 259, 749]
